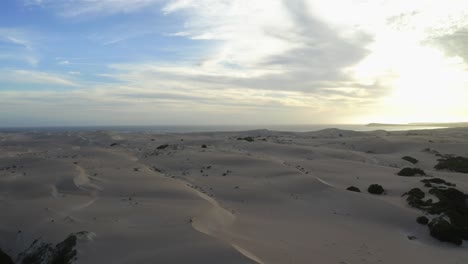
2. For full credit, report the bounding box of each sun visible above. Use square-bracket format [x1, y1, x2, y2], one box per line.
[351, 37, 468, 124]
[384, 48, 467, 123]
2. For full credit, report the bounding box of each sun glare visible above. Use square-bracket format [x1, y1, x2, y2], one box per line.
[351, 33, 468, 124]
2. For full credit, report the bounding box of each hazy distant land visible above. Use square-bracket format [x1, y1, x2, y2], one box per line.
[1, 127, 468, 263]
[367, 122, 468, 128]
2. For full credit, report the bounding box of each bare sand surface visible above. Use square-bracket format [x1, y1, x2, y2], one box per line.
[1, 127, 468, 263]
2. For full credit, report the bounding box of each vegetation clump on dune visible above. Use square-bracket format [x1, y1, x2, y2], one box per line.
[397, 167, 426, 177]
[403, 183, 468, 245]
[402, 188, 432, 209]
[402, 156, 419, 164]
[346, 186, 361, 192]
[434, 156, 468, 173]
[368, 184, 384, 195]
[426, 188, 468, 221]
[17, 233, 80, 264]
[156, 144, 169, 150]
[416, 216, 429, 225]
[50, 234, 78, 264]
[0, 248, 14, 264]
[429, 217, 464, 246]
[421, 178, 455, 187]
[237, 137, 254, 142]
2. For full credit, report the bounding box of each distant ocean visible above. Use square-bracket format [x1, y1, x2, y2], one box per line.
[0, 124, 447, 133]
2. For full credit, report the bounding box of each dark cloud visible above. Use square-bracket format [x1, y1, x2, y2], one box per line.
[431, 28, 468, 62]
[256, 0, 373, 88]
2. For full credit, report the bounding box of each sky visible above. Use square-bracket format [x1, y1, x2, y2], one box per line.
[1, 0, 468, 126]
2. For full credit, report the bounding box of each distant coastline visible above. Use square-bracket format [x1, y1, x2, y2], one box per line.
[367, 122, 468, 128]
[0, 123, 465, 133]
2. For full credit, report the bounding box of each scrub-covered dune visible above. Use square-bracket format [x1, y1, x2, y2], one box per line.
[1, 127, 468, 263]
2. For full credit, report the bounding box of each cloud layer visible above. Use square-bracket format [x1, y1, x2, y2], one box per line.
[1, 0, 468, 125]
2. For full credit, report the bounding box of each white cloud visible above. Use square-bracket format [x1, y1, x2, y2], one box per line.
[0, 54, 39, 66]
[0, 28, 39, 66]
[24, 0, 166, 17]
[68, 71, 81, 75]
[163, 0, 297, 67]
[15, 0, 468, 124]
[0, 28, 33, 49]
[0, 70, 78, 86]
[58, 60, 70, 65]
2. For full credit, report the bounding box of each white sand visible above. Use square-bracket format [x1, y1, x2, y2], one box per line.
[1, 127, 468, 263]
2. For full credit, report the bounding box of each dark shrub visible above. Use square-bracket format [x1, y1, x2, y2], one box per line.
[397, 168, 426, 176]
[50, 234, 77, 264]
[405, 188, 425, 199]
[110, 143, 118, 147]
[237, 137, 254, 142]
[421, 178, 455, 187]
[201, 144, 207, 148]
[402, 156, 419, 164]
[19, 233, 79, 264]
[403, 188, 432, 209]
[416, 216, 429, 225]
[368, 184, 384, 195]
[428, 188, 466, 207]
[402, 181, 468, 244]
[428, 218, 463, 245]
[346, 186, 361, 192]
[424, 187, 468, 240]
[156, 144, 169, 150]
[0, 248, 13, 264]
[435, 156, 468, 173]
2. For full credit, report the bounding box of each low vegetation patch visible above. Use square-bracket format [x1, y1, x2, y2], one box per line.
[429, 217, 464, 246]
[402, 188, 434, 210]
[403, 182, 468, 245]
[18, 233, 80, 264]
[156, 144, 169, 150]
[402, 156, 419, 164]
[421, 178, 455, 187]
[434, 156, 468, 173]
[397, 167, 426, 177]
[0, 248, 14, 264]
[346, 186, 361, 193]
[50, 234, 78, 264]
[416, 216, 429, 225]
[368, 184, 384, 195]
[237, 137, 254, 142]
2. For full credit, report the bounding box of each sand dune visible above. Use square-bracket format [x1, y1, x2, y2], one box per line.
[1, 127, 468, 263]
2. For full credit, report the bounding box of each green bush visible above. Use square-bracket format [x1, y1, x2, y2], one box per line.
[346, 186, 361, 192]
[19, 233, 79, 264]
[421, 178, 455, 187]
[50, 234, 77, 264]
[429, 217, 463, 245]
[237, 137, 254, 142]
[402, 156, 419, 164]
[397, 168, 426, 176]
[403, 188, 432, 209]
[156, 144, 169, 150]
[435, 156, 468, 173]
[0, 248, 13, 264]
[416, 216, 429, 225]
[368, 184, 384, 195]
